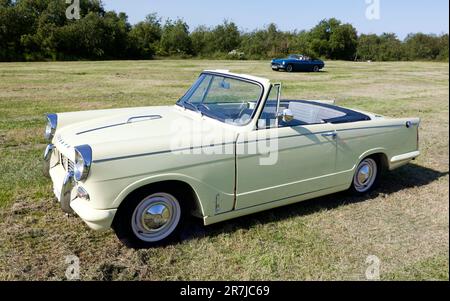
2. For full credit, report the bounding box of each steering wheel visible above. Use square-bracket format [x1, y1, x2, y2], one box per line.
[236, 101, 250, 117]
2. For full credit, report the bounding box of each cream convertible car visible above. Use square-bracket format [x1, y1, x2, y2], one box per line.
[43, 70, 420, 248]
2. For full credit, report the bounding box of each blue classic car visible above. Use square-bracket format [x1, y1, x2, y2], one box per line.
[271, 54, 325, 72]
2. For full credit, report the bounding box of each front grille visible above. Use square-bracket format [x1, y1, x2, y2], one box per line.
[60, 154, 74, 173]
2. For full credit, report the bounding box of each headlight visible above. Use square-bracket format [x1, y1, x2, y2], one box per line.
[44, 114, 58, 141]
[282, 61, 286, 65]
[74, 145, 92, 182]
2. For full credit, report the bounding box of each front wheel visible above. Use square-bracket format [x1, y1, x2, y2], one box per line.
[112, 192, 184, 248]
[349, 157, 380, 194]
[286, 64, 293, 72]
[313, 65, 320, 72]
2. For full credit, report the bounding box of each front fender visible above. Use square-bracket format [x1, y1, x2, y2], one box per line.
[110, 173, 234, 218]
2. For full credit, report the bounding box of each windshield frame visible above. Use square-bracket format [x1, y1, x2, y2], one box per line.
[176, 71, 266, 126]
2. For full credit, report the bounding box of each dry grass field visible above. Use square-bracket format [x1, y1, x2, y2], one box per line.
[0, 60, 448, 280]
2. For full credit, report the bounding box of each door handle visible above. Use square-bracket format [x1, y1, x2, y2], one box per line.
[321, 131, 337, 138]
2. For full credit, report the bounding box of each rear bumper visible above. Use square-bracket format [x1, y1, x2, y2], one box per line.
[389, 150, 420, 170]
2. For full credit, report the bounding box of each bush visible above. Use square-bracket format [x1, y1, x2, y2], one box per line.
[0, 2, 448, 62]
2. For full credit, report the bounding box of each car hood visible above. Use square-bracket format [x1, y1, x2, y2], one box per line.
[54, 105, 238, 162]
[272, 58, 287, 63]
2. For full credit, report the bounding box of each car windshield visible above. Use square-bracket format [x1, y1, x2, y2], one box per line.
[177, 73, 263, 125]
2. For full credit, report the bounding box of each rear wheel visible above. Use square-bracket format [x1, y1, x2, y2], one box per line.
[286, 64, 293, 72]
[350, 157, 380, 194]
[112, 191, 185, 248]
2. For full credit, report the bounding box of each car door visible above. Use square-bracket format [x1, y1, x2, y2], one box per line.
[297, 59, 308, 72]
[301, 59, 312, 71]
[235, 86, 338, 210]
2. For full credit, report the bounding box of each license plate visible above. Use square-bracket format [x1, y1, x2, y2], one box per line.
[272, 66, 278, 70]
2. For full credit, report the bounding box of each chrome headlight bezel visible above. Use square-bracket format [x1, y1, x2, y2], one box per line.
[45, 114, 58, 141]
[74, 145, 92, 182]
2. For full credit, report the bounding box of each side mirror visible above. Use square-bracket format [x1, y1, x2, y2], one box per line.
[278, 109, 294, 123]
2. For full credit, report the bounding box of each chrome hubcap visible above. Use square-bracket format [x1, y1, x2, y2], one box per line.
[357, 165, 370, 184]
[141, 203, 171, 231]
[353, 158, 377, 193]
[132, 193, 181, 242]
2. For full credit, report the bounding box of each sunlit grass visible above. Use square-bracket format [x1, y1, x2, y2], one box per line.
[0, 60, 448, 280]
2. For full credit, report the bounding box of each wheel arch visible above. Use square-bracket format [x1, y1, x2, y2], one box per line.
[357, 149, 389, 173]
[112, 175, 206, 219]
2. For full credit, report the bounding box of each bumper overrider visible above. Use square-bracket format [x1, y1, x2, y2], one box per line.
[43, 115, 116, 230]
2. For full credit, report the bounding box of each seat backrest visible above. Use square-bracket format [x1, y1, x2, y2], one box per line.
[288, 102, 319, 124]
[288, 102, 346, 124]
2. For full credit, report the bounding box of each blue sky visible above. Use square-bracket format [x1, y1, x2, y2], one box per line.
[102, 0, 449, 39]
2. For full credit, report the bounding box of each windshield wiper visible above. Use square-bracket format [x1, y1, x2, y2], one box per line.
[180, 101, 199, 113]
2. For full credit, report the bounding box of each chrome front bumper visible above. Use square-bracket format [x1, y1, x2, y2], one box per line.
[43, 144, 117, 230]
[44, 144, 75, 213]
[271, 64, 285, 70]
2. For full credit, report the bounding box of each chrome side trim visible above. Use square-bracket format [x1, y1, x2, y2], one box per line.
[336, 124, 403, 132]
[92, 142, 236, 164]
[92, 124, 406, 164]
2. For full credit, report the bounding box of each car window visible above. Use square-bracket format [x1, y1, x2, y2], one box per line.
[204, 76, 259, 104]
[179, 74, 263, 126]
[186, 74, 213, 104]
[257, 85, 280, 129]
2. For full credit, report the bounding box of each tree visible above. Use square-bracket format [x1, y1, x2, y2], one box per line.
[357, 34, 380, 61]
[159, 18, 193, 56]
[437, 34, 448, 61]
[128, 13, 161, 58]
[404, 33, 442, 60]
[0, 4, 448, 62]
[329, 24, 358, 60]
[377, 33, 403, 61]
[211, 20, 240, 53]
[239, 23, 293, 59]
[190, 25, 213, 56]
[309, 18, 358, 60]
